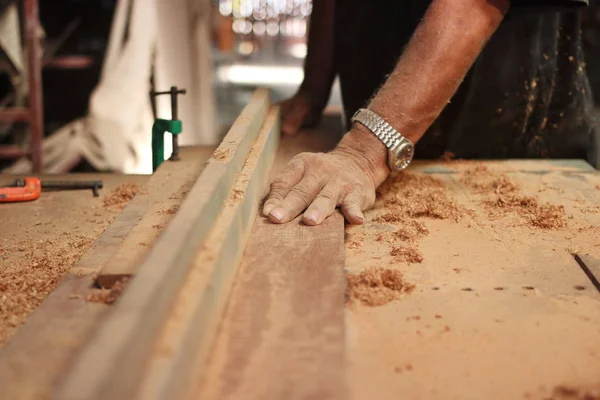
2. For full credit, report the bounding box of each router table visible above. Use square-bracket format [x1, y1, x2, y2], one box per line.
[0, 94, 599, 400]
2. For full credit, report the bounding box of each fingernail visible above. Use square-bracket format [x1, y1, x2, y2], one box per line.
[263, 204, 274, 216]
[269, 208, 286, 223]
[304, 211, 319, 225]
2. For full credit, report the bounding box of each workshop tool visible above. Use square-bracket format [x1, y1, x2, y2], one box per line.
[0, 177, 103, 202]
[150, 86, 186, 172]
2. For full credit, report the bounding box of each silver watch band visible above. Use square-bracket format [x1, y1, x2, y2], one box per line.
[351, 108, 405, 152]
[351, 108, 414, 171]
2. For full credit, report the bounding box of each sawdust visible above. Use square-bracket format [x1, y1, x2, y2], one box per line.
[390, 246, 424, 264]
[102, 183, 140, 208]
[347, 267, 415, 307]
[213, 148, 233, 161]
[376, 173, 464, 222]
[86, 278, 130, 305]
[462, 165, 567, 229]
[371, 172, 465, 265]
[156, 205, 179, 215]
[549, 385, 600, 400]
[0, 234, 93, 346]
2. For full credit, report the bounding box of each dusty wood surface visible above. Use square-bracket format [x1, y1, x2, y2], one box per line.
[197, 118, 347, 400]
[137, 107, 281, 400]
[198, 214, 347, 400]
[56, 89, 272, 400]
[97, 146, 215, 288]
[0, 146, 215, 399]
[345, 161, 600, 400]
[0, 173, 148, 398]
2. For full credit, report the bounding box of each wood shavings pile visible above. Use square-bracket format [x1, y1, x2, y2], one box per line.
[347, 267, 415, 307]
[549, 385, 600, 400]
[86, 278, 130, 305]
[462, 165, 567, 229]
[372, 172, 465, 264]
[102, 183, 140, 208]
[0, 234, 93, 345]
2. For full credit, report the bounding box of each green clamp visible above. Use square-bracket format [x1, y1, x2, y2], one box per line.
[152, 118, 182, 172]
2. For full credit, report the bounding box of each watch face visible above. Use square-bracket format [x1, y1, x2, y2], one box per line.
[393, 142, 414, 170]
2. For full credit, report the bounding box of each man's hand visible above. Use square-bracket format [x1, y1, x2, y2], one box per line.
[279, 90, 324, 136]
[263, 126, 389, 225]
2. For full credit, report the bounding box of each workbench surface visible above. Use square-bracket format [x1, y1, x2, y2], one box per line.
[0, 173, 149, 346]
[1, 122, 599, 399]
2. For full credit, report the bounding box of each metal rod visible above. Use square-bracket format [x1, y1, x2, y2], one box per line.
[24, 0, 44, 172]
[0, 147, 30, 158]
[0, 108, 29, 122]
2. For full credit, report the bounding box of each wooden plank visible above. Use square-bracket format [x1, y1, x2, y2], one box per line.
[96, 146, 215, 288]
[138, 107, 281, 400]
[196, 123, 347, 400]
[56, 89, 271, 399]
[344, 162, 600, 400]
[197, 214, 347, 400]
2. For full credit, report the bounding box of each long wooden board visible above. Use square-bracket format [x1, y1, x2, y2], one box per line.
[56, 89, 272, 399]
[137, 107, 281, 400]
[196, 124, 348, 400]
[96, 147, 216, 288]
[197, 214, 348, 400]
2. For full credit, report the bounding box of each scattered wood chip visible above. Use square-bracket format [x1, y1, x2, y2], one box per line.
[347, 267, 415, 307]
[86, 278, 130, 305]
[102, 183, 140, 209]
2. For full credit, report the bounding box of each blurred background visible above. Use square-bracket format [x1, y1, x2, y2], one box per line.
[0, 0, 597, 175]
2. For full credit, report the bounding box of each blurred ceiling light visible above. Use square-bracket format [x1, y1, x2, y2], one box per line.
[217, 65, 304, 85]
[266, 21, 280, 36]
[253, 21, 266, 36]
[289, 42, 307, 59]
[238, 41, 254, 55]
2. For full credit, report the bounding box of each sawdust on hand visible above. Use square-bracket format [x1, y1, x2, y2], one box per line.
[347, 267, 415, 307]
[102, 183, 140, 209]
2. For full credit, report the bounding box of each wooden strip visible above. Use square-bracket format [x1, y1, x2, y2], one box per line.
[195, 125, 347, 400]
[56, 89, 271, 399]
[197, 214, 348, 400]
[96, 147, 215, 288]
[138, 107, 281, 400]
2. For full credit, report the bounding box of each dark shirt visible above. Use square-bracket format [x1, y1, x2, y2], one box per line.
[334, 0, 597, 165]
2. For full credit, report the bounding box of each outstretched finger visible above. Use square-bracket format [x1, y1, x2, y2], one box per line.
[341, 187, 365, 225]
[263, 158, 305, 216]
[268, 175, 324, 224]
[302, 183, 342, 226]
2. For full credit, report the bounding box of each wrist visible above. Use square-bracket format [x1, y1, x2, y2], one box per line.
[335, 123, 390, 186]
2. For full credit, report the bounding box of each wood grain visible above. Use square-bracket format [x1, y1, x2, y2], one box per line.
[56, 89, 271, 399]
[197, 214, 347, 400]
[96, 146, 215, 288]
[138, 107, 281, 400]
[197, 121, 348, 400]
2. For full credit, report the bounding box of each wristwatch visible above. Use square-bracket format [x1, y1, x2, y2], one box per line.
[351, 108, 414, 171]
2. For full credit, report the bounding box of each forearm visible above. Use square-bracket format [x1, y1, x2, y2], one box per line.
[337, 0, 510, 180]
[300, 0, 336, 106]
